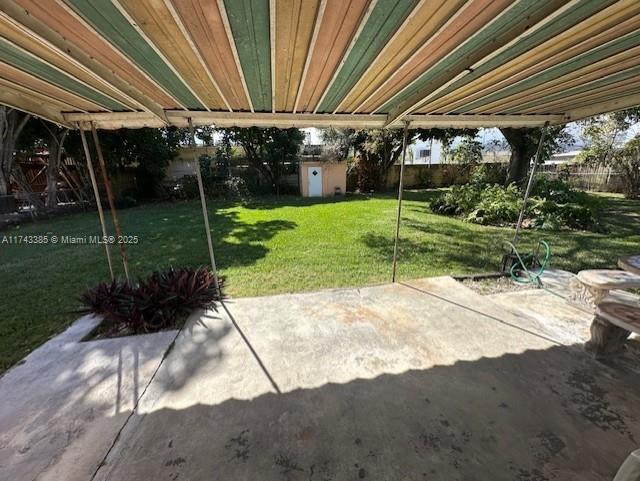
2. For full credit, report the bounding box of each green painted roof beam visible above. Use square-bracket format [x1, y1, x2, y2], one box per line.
[563, 85, 640, 113]
[378, 0, 563, 114]
[65, 0, 204, 110]
[223, 0, 271, 112]
[317, 0, 417, 113]
[504, 65, 640, 113]
[0, 37, 125, 111]
[454, 29, 640, 112]
[415, 0, 617, 112]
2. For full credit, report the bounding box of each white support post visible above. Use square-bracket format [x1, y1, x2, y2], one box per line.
[78, 125, 114, 281]
[91, 122, 131, 283]
[188, 118, 222, 297]
[391, 121, 410, 283]
[512, 121, 550, 245]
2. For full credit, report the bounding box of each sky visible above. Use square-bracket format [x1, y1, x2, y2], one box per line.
[210, 120, 640, 151]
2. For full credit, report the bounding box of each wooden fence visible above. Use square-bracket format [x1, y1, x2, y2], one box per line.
[537, 163, 624, 193]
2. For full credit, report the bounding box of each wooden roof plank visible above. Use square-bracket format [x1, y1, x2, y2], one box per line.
[354, 0, 512, 114]
[0, 37, 125, 110]
[335, 0, 463, 113]
[0, 76, 85, 113]
[117, 0, 227, 111]
[7, 0, 173, 120]
[0, 11, 139, 110]
[452, 29, 640, 113]
[294, 0, 371, 113]
[418, 0, 620, 113]
[0, 62, 105, 112]
[222, 0, 271, 111]
[171, 0, 250, 110]
[316, 0, 417, 113]
[274, 0, 321, 112]
[64, 0, 203, 109]
[504, 67, 640, 114]
[381, 0, 567, 124]
[560, 93, 640, 124]
[422, 8, 640, 114]
[0, 89, 73, 127]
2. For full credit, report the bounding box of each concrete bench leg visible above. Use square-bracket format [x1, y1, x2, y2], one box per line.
[585, 315, 631, 359]
[569, 277, 608, 310]
[614, 449, 640, 481]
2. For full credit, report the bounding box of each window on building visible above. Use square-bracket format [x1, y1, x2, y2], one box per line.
[418, 149, 431, 159]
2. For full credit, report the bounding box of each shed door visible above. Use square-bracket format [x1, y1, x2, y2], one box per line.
[308, 166, 322, 197]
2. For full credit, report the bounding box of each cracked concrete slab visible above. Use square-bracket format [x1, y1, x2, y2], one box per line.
[0, 315, 177, 481]
[91, 277, 640, 481]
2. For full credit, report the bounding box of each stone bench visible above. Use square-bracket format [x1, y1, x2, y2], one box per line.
[569, 269, 640, 309]
[568, 268, 640, 359]
[586, 301, 640, 359]
[619, 255, 640, 275]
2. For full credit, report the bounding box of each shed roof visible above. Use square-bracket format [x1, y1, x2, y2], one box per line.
[1, 0, 640, 129]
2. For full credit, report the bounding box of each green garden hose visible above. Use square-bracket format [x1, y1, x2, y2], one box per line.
[504, 240, 551, 286]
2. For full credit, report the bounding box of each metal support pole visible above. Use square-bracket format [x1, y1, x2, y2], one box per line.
[78, 125, 114, 281]
[391, 121, 410, 283]
[90, 122, 131, 283]
[512, 121, 550, 245]
[188, 118, 221, 297]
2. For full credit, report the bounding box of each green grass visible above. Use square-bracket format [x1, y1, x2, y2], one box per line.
[1, 190, 638, 372]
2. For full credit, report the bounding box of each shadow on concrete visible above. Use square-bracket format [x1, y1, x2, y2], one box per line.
[96, 340, 640, 481]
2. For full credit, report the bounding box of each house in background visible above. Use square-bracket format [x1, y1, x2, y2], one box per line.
[166, 145, 217, 180]
[409, 139, 444, 164]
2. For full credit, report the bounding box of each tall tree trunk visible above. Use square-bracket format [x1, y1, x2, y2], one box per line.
[46, 148, 58, 207]
[500, 127, 539, 185]
[0, 107, 30, 213]
[44, 126, 69, 208]
[0, 175, 12, 214]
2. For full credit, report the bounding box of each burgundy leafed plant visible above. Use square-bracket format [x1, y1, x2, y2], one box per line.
[80, 267, 223, 335]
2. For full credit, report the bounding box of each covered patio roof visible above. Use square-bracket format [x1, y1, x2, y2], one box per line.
[1, 0, 640, 129]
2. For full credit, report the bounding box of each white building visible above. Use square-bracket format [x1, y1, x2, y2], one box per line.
[409, 139, 444, 164]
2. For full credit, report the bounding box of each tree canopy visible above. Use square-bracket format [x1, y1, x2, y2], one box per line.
[218, 127, 305, 194]
[321, 127, 478, 191]
[578, 107, 640, 198]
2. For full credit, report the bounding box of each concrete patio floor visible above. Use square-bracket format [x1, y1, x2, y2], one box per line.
[2, 276, 640, 481]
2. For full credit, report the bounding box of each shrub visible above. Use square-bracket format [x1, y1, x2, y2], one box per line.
[469, 164, 507, 186]
[173, 174, 251, 201]
[430, 184, 481, 216]
[430, 177, 602, 231]
[114, 192, 137, 209]
[80, 267, 223, 335]
[465, 184, 521, 225]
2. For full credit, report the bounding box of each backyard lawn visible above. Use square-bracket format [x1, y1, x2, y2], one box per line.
[1, 190, 638, 372]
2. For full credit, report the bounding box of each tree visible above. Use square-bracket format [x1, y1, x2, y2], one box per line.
[321, 127, 354, 160]
[449, 135, 483, 165]
[577, 108, 640, 164]
[66, 127, 180, 199]
[500, 126, 572, 185]
[578, 108, 640, 198]
[0, 106, 30, 213]
[219, 127, 305, 194]
[321, 127, 478, 191]
[39, 121, 69, 207]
